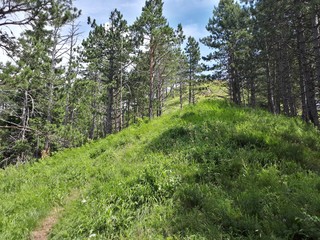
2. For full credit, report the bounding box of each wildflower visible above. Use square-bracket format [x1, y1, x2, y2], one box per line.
[89, 233, 96, 238]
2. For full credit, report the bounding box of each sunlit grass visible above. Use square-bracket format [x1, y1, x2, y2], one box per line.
[1, 91, 320, 239]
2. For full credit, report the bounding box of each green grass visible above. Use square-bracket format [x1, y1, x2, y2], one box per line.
[1, 99, 320, 239]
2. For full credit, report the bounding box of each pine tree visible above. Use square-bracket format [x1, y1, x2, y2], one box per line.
[132, 0, 175, 118]
[185, 36, 200, 105]
[80, 9, 131, 136]
[0, 0, 80, 166]
[201, 0, 248, 105]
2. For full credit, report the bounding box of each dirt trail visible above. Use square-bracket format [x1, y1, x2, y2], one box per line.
[30, 190, 80, 240]
[31, 207, 63, 240]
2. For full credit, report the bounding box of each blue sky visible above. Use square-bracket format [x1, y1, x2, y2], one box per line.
[0, 0, 219, 62]
[74, 0, 219, 57]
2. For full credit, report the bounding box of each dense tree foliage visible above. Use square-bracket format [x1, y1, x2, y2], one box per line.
[0, 0, 81, 166]
[202, 0, 320, 127]
[0, 0, 188, 166]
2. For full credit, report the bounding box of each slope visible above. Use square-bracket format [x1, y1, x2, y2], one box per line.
[1, 98, 320, 239]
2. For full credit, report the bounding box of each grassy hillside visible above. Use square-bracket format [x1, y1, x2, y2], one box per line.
[1, 98, 320, 239]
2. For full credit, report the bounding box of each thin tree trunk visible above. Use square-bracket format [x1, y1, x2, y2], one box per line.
[279, 43, 290, 116]
[192, 81, 195, 104]
[189, 59, 192, 105]
[106, 86, 114, 135]
[229, 51, 241, 105]
[64, 23, 78, 126]
[297, 12, 319, 126]
[119, 62, 123, 131]
[149, 39, 155, 119]
[249, 68, 256, 108]
[312, 12, 320, 95]
[179, 76, 183, 109]
[273, 56, 281, 114]
[21, 90, 29, 142]
[266, 53, 275, 113]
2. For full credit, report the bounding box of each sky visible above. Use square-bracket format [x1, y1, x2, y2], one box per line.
[0, 0, 219, 63]
[74, 0, 219, 58]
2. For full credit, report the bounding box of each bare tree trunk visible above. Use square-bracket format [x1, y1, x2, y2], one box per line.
[273, 57, 281, 114]
[266, 53, 275, 113]
[156, 70, 162, 117]
[297, 12, 319, 126]
[89, 83, 97, 139]
[189, 81, 192, 105]
[106, 86, 114, 135]
[119, 63, 123, 131]
[126, 98, 130, 128]
[286, 61, 297, 116]
[45, 26, 59, 153]
[149, 39, 155, 119]
[89, 100, 96, 140]
[64, 22, 80, 126]
[179, 76, 183, 109]
[188, 60, 192, 105]
[229, 52, 241, 105]
[312, 12, 320, 96]
[192, 81, 195, 104]
[21, 90, 29, 141]
[279, 43, 290, 116]
[249, 69, 256, 108]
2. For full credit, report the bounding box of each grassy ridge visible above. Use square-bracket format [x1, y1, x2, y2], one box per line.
[1, 99, 320, 239]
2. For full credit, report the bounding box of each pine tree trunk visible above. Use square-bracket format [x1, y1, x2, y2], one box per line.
[149, 39, 155, 119]
[21, 90, 29, 142]
[119, 63, 123, 131]
[45, 28, 59, 153]
[89, 80, 97, 139]
[266, 53, 275, 113]
[312, 12, 320, 96]
[106, 86, 113, 135]
[189, 82, 192, 105]
[249, 71, 256, 108]
[179, 76, 183, 109]
[279, 44, 290, 116]
[229, 52, 241, 105]
[156, 70, 163, 117]
[273, 56, 281, 114]
[189, 62, 192, 105]
[192, 82, 195, 105]
[286, 61, 297, 116]
[64, 23, 77, 126]
[297, 13, 319, 126]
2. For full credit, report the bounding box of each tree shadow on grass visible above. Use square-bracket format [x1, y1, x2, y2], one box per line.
[144, 107, 320, 238]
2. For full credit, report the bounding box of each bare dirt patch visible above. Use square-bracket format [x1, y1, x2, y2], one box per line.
[31, 207, 63, 240]
[30, 190, 80, 240]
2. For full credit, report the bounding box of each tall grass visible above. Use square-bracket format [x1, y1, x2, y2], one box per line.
[1, 99, 320, 239]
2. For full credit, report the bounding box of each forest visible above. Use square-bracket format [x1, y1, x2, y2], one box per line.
[0, 0, 320, 167]
[1, 1, 320, 239]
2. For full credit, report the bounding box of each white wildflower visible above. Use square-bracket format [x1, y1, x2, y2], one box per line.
[89, 233, 97, 238]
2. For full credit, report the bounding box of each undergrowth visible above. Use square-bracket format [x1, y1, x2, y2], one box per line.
[1, 99, 320, 239]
